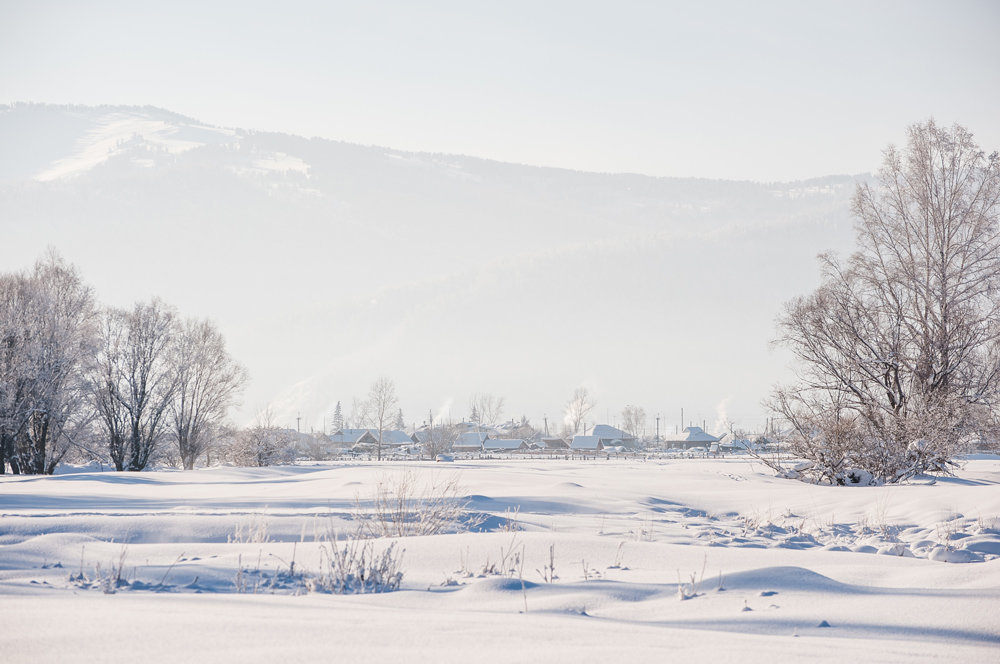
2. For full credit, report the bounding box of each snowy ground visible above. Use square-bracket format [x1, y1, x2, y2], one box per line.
[2, 457, 999, 662]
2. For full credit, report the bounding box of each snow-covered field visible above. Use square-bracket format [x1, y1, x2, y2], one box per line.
[2, 457, 999, 662]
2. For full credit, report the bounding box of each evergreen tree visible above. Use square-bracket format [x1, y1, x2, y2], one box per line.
[331, 401, 343, 432]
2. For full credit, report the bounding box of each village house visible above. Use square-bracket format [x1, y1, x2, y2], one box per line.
[452, 431, 490, 453]
[661, 426, 723, 451]
[570, 435, 604, 452]
[483, 439, 529, 453]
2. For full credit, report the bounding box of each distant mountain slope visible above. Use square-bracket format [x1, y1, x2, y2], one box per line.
[0, 103, 861, 430]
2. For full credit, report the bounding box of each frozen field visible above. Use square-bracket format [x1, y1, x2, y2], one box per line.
[2, 457, 999, 662]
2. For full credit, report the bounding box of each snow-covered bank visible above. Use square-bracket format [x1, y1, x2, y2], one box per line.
[2, 458, 998, 662]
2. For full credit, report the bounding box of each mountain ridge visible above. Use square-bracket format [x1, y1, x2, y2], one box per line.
[0, 103, 861, 431]
[1, 102, 866, 186]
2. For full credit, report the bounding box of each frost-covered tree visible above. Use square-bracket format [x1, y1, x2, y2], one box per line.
[772, 121, 1000, 484]
[563, 387, 595, 436]
[621, 405, 647, 440]
[93, 299, 179, 471]
[510, 415, 538, 442]
[0, 252, 98, 474]
[393, 407, 405, 431]
[348, 397, 365, 430]
[469, 393, 504, 427]
[331, 400, 344, 432]
[229, 412, 294, 467]
[362, 377, 398, 461]
[170, 318, 248, 470]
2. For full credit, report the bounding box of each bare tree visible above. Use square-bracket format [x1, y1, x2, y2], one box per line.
[621, 404, 647, 440]
[772, 121, 1000, 483]
[363, 376, 398, 461]
[421, 420, 458, 458]
[0, 273, 34, 474]
[93, 299, 179, 471]
[0, 252, 98, 474]
[228, 409, 294, 467]
[170, 317, 248, 470]
[348, 397, 366, 429]
[469, 393, 505, 428]
[563, 387, 595, 436]
[510, 415, 538, 442]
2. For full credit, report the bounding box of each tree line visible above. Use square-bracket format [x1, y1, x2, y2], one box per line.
[5, 121, 995, 483]
[0, 251, 247, 473]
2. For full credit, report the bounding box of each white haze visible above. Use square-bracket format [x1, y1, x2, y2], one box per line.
[3, 1, 998, 182]
[0, 104, 862, 433]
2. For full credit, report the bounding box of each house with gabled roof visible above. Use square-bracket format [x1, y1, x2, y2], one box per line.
[539, 437, 570, 451]
[591, 424, 638, 449]
[330, 428, 412, 451]
[483, 439, 528, 452]
[379, 430, 414, 447]
[662, 426, 722, 450]
[570, 435, 604, 452]
[452, 431, 489, 453]
[329, 429, 378, 447]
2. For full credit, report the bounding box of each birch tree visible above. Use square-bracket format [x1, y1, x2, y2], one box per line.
[469, 393, 504, 427]
[229, 410, 294, 467]
[772, 121, 1000, 483]
[93, 299, 179, 471]
[0, 253, 97, 474]
[363, 376, 398, 461]
[563, 387, 595, 436]
[621, 405, 647, 440]
[170, 318, 248, 469]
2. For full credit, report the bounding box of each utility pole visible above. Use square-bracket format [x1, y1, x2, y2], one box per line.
[680, 407, 684, 433]
[296, 413, 301, 434]
[655, 415, 660, 442]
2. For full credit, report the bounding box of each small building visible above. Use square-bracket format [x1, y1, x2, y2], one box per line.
[570, 435, 605, 452]
[539, 437, 570, 452]
[379, 430, 414, 447]
[662, 426, 722, 451]
[330, 428, 411, 452]
[591, 424, 638, 449]
[329, 429, 378, 447]
[452, 431, 490, 453]
[483, 439, 528, 453]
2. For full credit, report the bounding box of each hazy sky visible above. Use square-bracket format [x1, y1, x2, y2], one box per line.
[3, 0, 998, 181]
[2, 1, 999, 435]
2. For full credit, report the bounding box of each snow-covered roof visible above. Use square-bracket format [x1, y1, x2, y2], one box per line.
[570, 435, 604, 450]
[663, 426, 722, 444]
[455, 432, 490, 446]
[329, 429, 377, 444]
[483, 438, 528, 450]
[483, 439, 527, 451]
[540, 437, 570, 449]
[592, 424, 634, 440]
[379, 430, 413, 446]
[329, 429, 411, 446]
